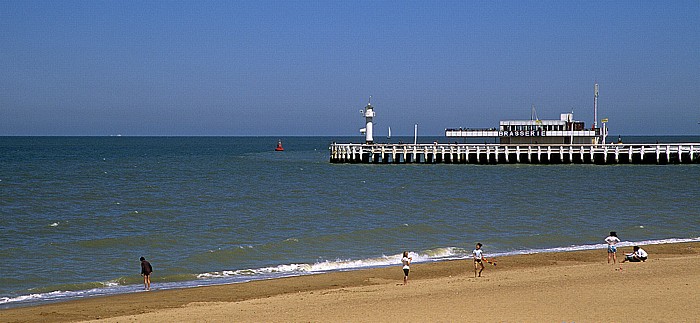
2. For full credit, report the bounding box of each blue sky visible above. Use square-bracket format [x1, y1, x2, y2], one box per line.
[1, 1, 698, 136]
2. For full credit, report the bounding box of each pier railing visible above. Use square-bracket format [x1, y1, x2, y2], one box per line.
[329, 142, 700, 164]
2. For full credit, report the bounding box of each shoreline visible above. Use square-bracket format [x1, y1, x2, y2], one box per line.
[2, 241, 699, 322]
[4, 237, 698, 309]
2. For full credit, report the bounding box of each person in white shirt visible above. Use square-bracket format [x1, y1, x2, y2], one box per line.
[605, 231, 621, 264]
[622, 246, 648, 263]
[401, 251, 412, 285]
[473, 243, 485, 278]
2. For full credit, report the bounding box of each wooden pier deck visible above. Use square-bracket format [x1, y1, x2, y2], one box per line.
[329, 143, 700, 164]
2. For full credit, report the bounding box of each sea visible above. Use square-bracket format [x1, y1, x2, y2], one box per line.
[1, 136, 699, 308]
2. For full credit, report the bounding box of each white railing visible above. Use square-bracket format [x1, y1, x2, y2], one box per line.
[329, 143, 700, 164]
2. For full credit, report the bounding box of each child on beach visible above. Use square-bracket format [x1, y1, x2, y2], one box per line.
[473, 243, 485, 277]
[605, 231, 621, 264]
[140, 257, 153, 291]
[401, 251, 412, 285]
[621, 246, 648, 263]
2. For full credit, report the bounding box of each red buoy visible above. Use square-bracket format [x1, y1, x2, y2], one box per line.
[275, 140, 284, 151]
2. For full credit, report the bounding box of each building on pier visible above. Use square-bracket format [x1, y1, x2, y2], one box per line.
[445, 112, 606, 145]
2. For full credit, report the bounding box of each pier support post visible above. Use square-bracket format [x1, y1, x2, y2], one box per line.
[629, 147, 633, 163]
[603, 145, 608, 164]
[559, 146, 563, 163]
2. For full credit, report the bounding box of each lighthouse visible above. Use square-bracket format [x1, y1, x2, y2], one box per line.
[359, 97, 375, 144]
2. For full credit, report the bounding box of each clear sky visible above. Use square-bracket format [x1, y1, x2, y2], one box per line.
[1, 1, 698, 136]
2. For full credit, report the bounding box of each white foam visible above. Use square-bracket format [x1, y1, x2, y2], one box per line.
[0, 291, 67, 305]
[0, 278, 152, 308]
[196, 249, 455, 280]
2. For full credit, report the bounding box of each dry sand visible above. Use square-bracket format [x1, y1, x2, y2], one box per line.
[2, 242, 699, 322]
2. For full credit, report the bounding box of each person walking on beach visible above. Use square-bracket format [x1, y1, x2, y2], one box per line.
[140, 256, 153, 291]
[473, 243, 486, 278]
[605, 231, 621, 264]
[621, 246, 648, 263]
[401, 251, 412, 285]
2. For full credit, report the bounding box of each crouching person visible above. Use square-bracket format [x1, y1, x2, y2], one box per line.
[622, 246, 648, 263]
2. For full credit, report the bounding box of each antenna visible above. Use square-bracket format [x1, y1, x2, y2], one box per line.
[531, 104, 539, 121]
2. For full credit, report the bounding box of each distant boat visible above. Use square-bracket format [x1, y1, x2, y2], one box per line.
[275, 140, 284, 151]
[387, 126, 391, 140]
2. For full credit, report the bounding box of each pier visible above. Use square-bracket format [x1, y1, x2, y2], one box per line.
[329, 143, 700, 164]
[336, 88, 700, 165]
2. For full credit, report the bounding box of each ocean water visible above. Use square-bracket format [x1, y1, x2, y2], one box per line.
[1, 136, 699, 308]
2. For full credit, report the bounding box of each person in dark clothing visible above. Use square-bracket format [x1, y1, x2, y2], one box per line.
[140, 256, 153, 290]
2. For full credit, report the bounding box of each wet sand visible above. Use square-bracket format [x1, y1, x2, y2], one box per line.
[2, 242, 699, 322]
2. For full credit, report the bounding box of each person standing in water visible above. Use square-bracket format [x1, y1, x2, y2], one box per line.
[140, 256, 153, 291]
[605, 231, 621, 264]
[401, 251, 412, 285]
[473, 243, 486, 278]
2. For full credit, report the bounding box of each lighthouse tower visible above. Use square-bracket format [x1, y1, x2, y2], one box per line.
[359, 97, 375, 144]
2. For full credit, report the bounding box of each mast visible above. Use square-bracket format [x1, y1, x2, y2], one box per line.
[413, 124, 417, 145]
[570, 110, 574, 144]
[593, 83, 599, 130]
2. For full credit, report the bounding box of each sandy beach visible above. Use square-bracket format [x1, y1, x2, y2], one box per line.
[2, 242, 699, 322]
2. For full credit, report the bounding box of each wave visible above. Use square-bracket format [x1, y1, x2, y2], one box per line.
[2, 237, 698, 308]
